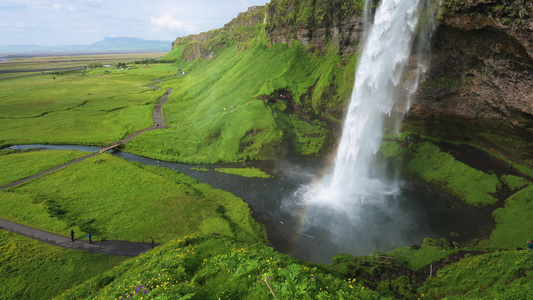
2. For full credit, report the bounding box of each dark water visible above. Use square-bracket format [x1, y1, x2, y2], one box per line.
[5, 145, 488, 263]
[116, 153, 486, 263]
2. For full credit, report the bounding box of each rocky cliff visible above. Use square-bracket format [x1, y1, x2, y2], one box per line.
[170, 0, 533, 165]
[408, 0, 533, 165]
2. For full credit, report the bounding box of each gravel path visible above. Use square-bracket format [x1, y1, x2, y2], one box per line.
[0, 218, 154, 256]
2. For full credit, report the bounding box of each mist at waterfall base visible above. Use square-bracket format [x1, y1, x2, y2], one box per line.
[282, 0, 436, 262]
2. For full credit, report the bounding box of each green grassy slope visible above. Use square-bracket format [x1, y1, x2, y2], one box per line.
[0, 230, 127, 300]
[124, 40, 355, 163]
[57, 235, 384, 300]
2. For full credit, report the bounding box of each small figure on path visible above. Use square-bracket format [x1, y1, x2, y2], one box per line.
[71, 230, 75, 243]
[150, 237, 155, 249]
[527, 240, 533, 251]
[88, 232, 92, 244]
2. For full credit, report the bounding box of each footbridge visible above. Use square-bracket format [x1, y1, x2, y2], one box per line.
[98, 143, 122, 153]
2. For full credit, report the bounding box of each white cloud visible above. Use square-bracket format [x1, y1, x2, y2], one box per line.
[150, 14, 196, 33]
[52, 3, 75, 11]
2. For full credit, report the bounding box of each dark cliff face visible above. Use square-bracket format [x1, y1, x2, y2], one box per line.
[264, 0, 533, 163]
[170, 0, 533, 164]
[264, 0, 366, 55]
[405, 0, 533, 164]
[413, 0, 533, 120]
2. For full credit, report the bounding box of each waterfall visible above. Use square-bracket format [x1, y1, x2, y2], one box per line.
[316, 0, 427, 207]
[285, 0, 442, 261]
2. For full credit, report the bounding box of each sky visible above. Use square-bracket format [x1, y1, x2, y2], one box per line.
[0, 0, 271, 46]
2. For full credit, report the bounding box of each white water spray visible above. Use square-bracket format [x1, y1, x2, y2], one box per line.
[316, 0, 426, 207]
[282, 0, 443, 262]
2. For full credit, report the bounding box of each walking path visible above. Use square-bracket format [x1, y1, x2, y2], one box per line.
[0, 153, 99, 190]
[0, 83, 171, 255]
[0, 218, 153, 256]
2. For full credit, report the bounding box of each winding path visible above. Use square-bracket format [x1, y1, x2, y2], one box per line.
[0, 83, 172, 255]
[0, 219, 153, 256]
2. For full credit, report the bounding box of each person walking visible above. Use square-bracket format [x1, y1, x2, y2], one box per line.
[527, 240, 533, 251]
[71, 230, 75, 243]
[150, 237, 155, 249]
[88, 232, 92, 244]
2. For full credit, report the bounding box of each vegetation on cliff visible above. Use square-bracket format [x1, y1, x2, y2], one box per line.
[1, 0, 533, 299]
[125, 40, 356, 163]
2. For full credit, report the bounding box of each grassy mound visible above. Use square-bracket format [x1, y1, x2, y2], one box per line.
[381, 141, 502, 206]
[57, 235, 383, 300]
[215, 167, 272, 178]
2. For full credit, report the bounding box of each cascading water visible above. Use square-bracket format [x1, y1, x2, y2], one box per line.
[321, 0, 425, 206]
[283, 0, 442, 262]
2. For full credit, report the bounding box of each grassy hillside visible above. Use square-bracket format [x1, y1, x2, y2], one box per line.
[56, 235, 384, 300]
[53, 234, 533, 299]
[125, 40, 356, 163]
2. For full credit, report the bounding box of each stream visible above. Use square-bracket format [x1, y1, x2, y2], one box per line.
[8, 144, 489, 263]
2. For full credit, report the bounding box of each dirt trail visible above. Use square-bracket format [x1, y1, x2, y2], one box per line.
[0, 218, 154, 256]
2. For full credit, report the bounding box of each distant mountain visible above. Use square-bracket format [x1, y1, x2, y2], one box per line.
[0, 37, 172, 54]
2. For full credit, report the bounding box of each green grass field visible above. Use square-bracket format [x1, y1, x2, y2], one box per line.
[0, 63, 175, 146]
[0, 53, 166, 72]
[0, 230, 127, 300]
[0, 149, 88, 186]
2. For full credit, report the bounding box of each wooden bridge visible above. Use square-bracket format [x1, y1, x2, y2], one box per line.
[98, 143, 122, 153]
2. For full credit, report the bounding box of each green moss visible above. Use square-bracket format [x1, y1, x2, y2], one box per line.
[407, 142, 501, 206]
[501, 174, 530, 191]
[483, 185, 533, 249]
[215, 167, 272, 178]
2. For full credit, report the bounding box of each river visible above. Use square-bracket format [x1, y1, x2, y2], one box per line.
[7, 144, 489, 263]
